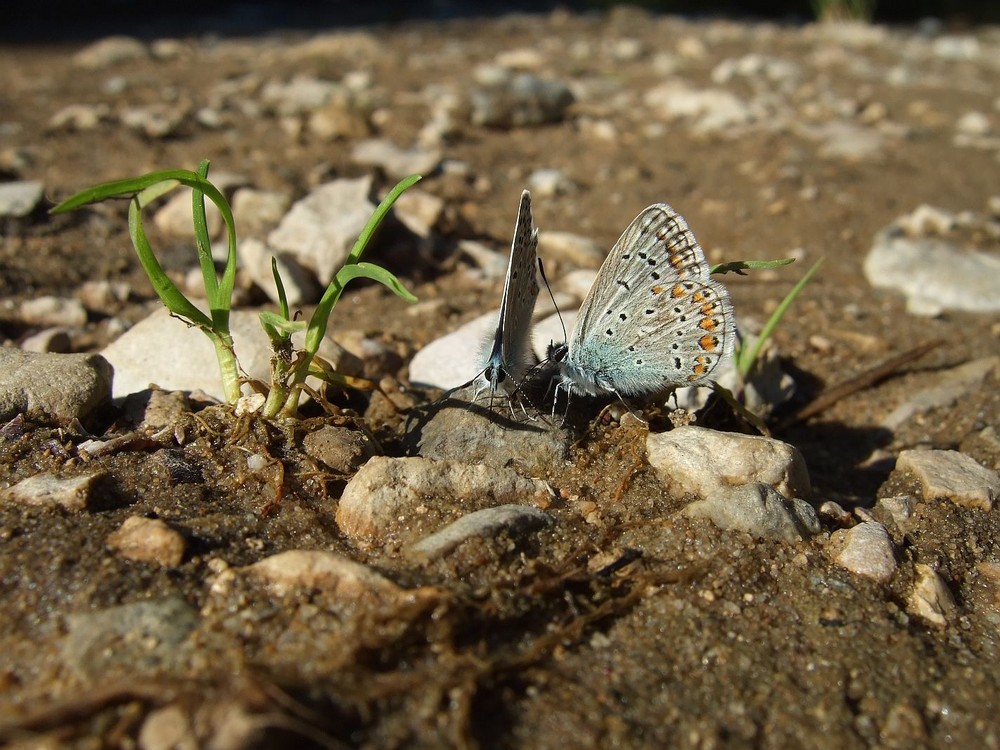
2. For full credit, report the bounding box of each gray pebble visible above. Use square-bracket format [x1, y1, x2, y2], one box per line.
[407, 504, 553, 562]
[412, 385, 569, 475]
[302, 425, 376, 474]
[681, 483, 819, 544]
[61, 597, 197, 679]
[335, 456, 554, 548]
[470, 73, 574, 128]
[0, 349, 112, 424]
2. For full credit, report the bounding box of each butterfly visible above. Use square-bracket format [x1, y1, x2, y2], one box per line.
[474, 189, 540, 402]
[551, 203, 735, 402]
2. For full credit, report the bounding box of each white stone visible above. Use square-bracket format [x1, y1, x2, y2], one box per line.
[230, 188, 291, 238]
[830, 522, 897, 582]
[407, 311, 499, 390]
[864, 226, 1000, 315]
[154, 190, 223, 238]
[1, 472, 105, 512]
[106, 516, 186, 567]
[392, 188, 444, 237]
[647, 426, 811, 502]
[0, 180, 44, 218]
[267, 176, 375, 285]
[18, 296, 87, 327]
[47, 104, 111, 131]
[897, 449, 999, 511]
[350, 138, 441, 180]
[99, 307, 346, 401]
[538, 231, 606, 269]
[72, 36, 148, 68]
[238, 237, 322, 306]
[907, 564, 956, 627]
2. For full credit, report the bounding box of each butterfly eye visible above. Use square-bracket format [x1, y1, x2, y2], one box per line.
[548, 342, 568, 362]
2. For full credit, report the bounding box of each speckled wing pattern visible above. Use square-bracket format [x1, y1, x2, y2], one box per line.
[558, 203, 735, 398]
[478, 190, 540, 398]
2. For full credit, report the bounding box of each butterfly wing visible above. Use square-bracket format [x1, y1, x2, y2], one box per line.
[564, 204, 735, 397]
[479, 190, 540, 395]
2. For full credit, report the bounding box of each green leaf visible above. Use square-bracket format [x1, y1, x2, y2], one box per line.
[191, 160, 220, 303]
[271, 257, 291, 322]
[346, 174, 422, 265]
[711, 258, 796, 276]
[258, 311, 307, 337]
[127, 196, 212, 328]
[344, 262, 419, 303]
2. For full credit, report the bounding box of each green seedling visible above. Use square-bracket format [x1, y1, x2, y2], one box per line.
[717, 257, 824, 381]
[257, 174, 419, 417]
[707, 256, 822, 433]
[52, 163, 419, 418]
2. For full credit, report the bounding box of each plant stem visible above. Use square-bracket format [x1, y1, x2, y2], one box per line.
[210, 333, 242, 404]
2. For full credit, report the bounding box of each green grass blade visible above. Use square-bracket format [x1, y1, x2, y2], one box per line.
[711, 258, 796, 276]
[52, 169, 216, 212]
[191, 160, 220, 302]
[737, 256, 824, 379]
[271, 257, 291, 322]
[345, 174, 422, 265]
[259, 311, 306, 337]
[52, 169, 238, 323]
[347, 262, 418, 303]
[127, 196, 211, 328]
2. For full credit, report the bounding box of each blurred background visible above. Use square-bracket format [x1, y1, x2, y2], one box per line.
[3, 0, 998, 43]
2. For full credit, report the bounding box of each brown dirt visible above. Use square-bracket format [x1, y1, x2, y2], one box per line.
[1, 10, 999, 749]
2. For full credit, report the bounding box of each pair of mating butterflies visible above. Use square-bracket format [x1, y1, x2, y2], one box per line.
[475, 190, 736, 407]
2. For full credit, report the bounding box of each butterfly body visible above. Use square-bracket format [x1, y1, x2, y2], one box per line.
[556, 203, 735, 401]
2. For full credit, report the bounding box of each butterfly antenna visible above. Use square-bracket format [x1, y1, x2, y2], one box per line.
[537, 257, 567, 345]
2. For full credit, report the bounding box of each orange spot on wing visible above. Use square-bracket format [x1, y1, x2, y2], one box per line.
[651, 285, 664, 295]
[699, 317, 717, 332]
[699, 334, 717, 351]
[671, 285, 685, 298]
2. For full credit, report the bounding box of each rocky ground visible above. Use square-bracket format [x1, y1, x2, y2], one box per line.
[1, 8, 999, 749]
